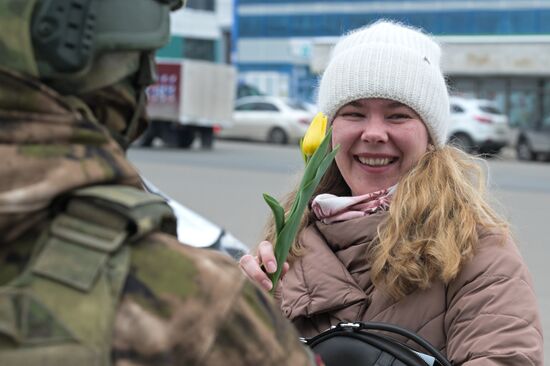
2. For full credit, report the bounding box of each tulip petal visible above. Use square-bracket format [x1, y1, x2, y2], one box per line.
[301, 112, 328, 160]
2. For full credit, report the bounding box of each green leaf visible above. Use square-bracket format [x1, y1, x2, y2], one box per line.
[299, 137, 308, 164]
[315, 145, 340, 182]
[262, 193, 285, 235]
[287, 189, 301, 219]
[299, 127, 332, 190]
[291, 148, 339, 221]
[270, 223, 300, 288]
[288, 142, 338, 224]
[267, 129, 339, 293]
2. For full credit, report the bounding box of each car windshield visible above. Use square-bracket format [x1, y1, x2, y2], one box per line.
[285, 100, 309, 111]
[479, 104, 503, 115]
[237, 83, 264, 99]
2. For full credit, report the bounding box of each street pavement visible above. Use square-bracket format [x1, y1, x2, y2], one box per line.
[129, 140, 550, 360]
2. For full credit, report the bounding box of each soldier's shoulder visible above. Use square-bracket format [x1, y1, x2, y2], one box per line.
[130, 231, 242, 287]
[124, 231, 244, 315]
[113, 231, 245, 361]
[113, 232, 315, 366]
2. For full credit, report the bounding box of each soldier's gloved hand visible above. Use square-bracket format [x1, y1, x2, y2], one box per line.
[239, 241, 289, 291]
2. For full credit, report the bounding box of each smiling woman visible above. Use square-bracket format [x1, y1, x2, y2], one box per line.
[239, 20, 543, 366]
[332, 99, 429, 195]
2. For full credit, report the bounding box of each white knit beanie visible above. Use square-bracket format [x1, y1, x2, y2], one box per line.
[317, 20, 450, 147]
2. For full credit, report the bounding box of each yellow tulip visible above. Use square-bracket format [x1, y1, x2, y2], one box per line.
[301, 112, 327, 161]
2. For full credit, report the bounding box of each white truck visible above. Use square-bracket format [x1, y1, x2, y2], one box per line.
[142, 59, 236, 149]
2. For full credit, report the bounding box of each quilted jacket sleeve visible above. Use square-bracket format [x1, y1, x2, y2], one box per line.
[444, 230, 543, 365]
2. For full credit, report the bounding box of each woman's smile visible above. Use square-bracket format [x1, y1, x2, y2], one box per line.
[332, 98, 429, 195]
[355, 154, 398, 168]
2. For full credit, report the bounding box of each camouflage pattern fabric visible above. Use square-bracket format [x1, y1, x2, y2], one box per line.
[80, 80, 150, 144]
[0, 67, 319, 365]
[0, 67, 141, 242]
[0, 0, 39, 77]
[113, 232, 317, 366]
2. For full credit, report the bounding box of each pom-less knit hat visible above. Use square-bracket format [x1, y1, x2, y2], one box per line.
[317, 20, 450, 147]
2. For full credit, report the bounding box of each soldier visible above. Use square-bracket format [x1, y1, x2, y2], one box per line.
[0, 0, 318, 365]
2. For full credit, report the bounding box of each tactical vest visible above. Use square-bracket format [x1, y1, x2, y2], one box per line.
[0, 185, 176, 366]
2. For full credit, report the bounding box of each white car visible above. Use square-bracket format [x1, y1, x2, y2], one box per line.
[219, 96, 314, 144]
[141, 178, 249, 260]
[447, 96, 511, 155]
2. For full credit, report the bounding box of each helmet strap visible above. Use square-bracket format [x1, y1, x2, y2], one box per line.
[121, 52, 157, 149]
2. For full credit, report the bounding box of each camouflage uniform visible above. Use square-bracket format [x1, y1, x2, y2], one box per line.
[0, 1, 318, 365]
[0, 68, 317, 366]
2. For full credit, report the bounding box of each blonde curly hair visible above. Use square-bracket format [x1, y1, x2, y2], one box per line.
[263, 146, 508, 299]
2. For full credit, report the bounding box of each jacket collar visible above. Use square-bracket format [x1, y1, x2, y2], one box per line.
[280, 212, 388, 320]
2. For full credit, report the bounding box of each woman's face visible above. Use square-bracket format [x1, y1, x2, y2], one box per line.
[332, 98, 429, 196]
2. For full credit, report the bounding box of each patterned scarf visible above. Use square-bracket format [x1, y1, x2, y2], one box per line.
[312, 185, 396, 224]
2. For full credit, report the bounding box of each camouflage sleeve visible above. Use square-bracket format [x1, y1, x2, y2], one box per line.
[112, 232, 318, 366]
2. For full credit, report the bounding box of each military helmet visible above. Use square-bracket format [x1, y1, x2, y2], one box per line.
[0, 0, 183, 93]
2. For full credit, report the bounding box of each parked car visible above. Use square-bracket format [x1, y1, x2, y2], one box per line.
[447, 96, 511, 155]
[141, 178, 249, 260]
[515, 116, 550, 162]
[218, 96, 314, 144]
[236, 81, 264, 99]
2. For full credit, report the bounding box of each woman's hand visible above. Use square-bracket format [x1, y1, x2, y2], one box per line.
[239, 241, 289, 291]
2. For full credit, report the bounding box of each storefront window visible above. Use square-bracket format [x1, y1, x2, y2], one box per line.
[508, 79, 538, 128]
[543, 79, 550, 119]
[450, 77, 545, 129]
[449, 78, 477, 98]
[479, 78, 507, 115]
[186, 0, 214, 11]
[183, 38, 216, 61]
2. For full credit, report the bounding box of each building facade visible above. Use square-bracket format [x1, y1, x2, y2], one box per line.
[236, 0, 550, 127]
[157, 0, 232, 64]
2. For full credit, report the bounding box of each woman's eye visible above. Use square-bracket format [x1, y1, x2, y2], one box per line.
[388, 113, 412, 120]
[340, 112, 363, 118]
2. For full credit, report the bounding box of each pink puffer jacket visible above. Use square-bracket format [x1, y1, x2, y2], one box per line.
[277, 212, 543, 365]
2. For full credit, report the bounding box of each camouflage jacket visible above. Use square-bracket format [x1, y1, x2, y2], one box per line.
[0, 68, 317, 366]
[115, 232, 316, 365]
